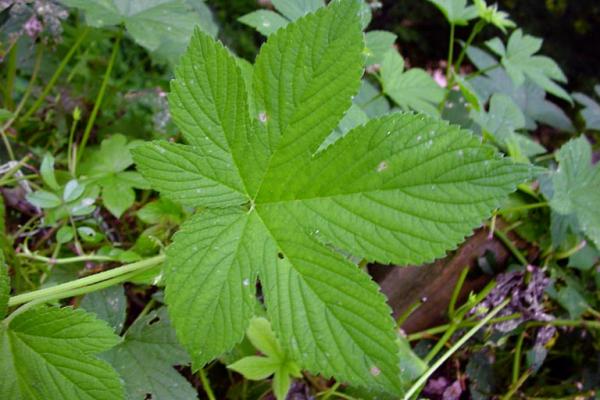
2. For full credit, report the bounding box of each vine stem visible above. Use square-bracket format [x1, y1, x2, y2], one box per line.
[76, 31, 122, 165]
[21, 27, 90, 122]
[17, 252, 116, 264]
[445, 23, 456, 83]
[403, 299, 510, 400]
[8, 254, 165, 307]
[199, 368, 216, 400]
[407, 313, 523, 341]
[453, 20, 486, 71]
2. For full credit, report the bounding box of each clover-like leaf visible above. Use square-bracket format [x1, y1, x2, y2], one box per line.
[546, 137, 600, 248]
[79, 134, 149, 218]
[0, 306, 123, 399]
[133, 0, 533, 393]
[59, 0, 217, 63]
[485, 30, 570, 102]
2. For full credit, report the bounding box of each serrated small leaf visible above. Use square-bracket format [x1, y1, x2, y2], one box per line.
[228, 356, 279, 380]
[0, 306, 123, 399]
[364, 30, 397, 66]
[246, 317, 283, 359]
[427, 0, 478, 25]
[238, 10, 289, 36]
[486, 30, 571, 102]
[548, 137, 600, 247]
[59, 0, 217, 63]
[381, 50, 445, 116]
[102, 308, 195, 400]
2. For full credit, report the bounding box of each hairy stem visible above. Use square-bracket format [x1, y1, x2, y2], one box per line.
[8, 254, 165, 307]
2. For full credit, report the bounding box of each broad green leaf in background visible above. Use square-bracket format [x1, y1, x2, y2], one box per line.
[0, 306, 123, 399]
[238, 10, 289, 36]
[102, 308, 196, 400]
[573, 85, 600, 131]
[380, 50, 445, 116]
[81, 286, 127, 333]
[427, 0, 478, 25]
[364, 30, 397, 66]
[59, 0, 218, 63]
[137, 197, 185, 225]
[546, 137, 600, 248]
[79, 134, 149, 218]
[485, 30, 571, 102]
[134, 0, 533, 393]
[466, 45, 574, 132]
[0, 251, 7, 319]
[472, 94, 545, 162]
[228, 317, 301, 400]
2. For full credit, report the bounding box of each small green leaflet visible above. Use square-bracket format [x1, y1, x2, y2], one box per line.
[0, 306, 123, 399]
[133, 0, 532, 393]
[228, 317, 301, 400]
[427, 0, 478, 25]
[546, 137, 600, 248]
[0, 251, 7, 319]
[573, 85, 600, 131]
[79, 134, 149, 218]
[59, 0, 218, 63]
[380, 50, 445, 116]
[102, 308, 196, 400]
[239, 0, 371, 35]
[365, 30, 397, 66]
[485, 30, 571, 102]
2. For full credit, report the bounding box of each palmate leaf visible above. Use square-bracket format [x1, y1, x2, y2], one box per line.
[0, 306, 123, 399]
[485, 30, 571, 102]
[59, 0, 217, 63]
[546, 137, 600, 248]
[133, 0, 533, 393]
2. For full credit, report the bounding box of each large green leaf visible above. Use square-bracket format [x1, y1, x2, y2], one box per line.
[102, 308, 195, 400]
[133, 0, 532, 393]
[0, 306, 123, 399]
[80, 286, 127, 333]
[59, 0, 217, 63]
[381, 50, 445, 116]
[573, 85, 600, 131]
[485, 30, 570, 102]
[547, 137, 600, 247]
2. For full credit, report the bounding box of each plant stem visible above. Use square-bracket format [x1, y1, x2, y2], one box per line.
[448, 266, 469, 318]
[396, 299, 423, 327]
[77, 32, 122, 165]
[403, 299, 510, 400]
[512, 330, 526, 383]
[3, 42, 17, 110]
[465, 63, 501, 80]
[500, 369, 532, 400]
[445, 23, 456, 83]
[8, 254, 165, 307]
[554, 240, 587, 260]
[407, 313, 523, 341]
[500, 202, 549, 214]
[17, 252, 116, 264]
[199, 368, 216, 400]
[21, 27, 90, 122]
[454, 20, 486, 71]
[493, 228, 529, 266]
